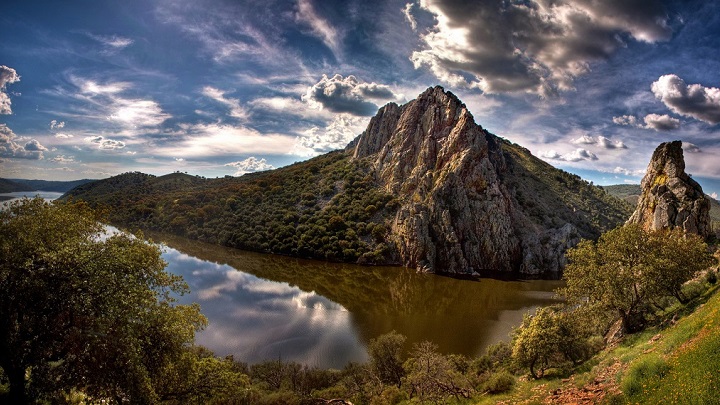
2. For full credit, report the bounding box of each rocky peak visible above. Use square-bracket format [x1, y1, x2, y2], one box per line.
[350, 86, 580, 275]
[627, 141, 710, 237]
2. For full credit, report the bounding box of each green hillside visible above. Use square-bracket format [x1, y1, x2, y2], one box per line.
[0, 178, 33, 193]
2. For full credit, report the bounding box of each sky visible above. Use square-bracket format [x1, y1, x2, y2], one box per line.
[1, 0, 719, 197]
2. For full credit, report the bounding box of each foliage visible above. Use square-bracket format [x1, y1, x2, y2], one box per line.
[561, 224, 715, 333]
[368, 330, 406, 387]
[511, 307, 596, 379]
[0, 198, 206, 404]
[63, 152, 400, 265]
[482, 371, 515, 394]
[402, 341, 473, 402]
[621, 354, 670, 398]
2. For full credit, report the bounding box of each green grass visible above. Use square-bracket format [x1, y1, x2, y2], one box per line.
[620, 285, 720, 404]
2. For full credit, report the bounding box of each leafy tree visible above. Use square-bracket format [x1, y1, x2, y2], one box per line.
[368, 331, 406, 387]
[0, 198, 206, 404]
[402, 341, 473, 402]
[511, 307, 594, 379]
[561, 224, 715, 333]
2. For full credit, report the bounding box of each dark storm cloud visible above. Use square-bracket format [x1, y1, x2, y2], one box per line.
[412, 0, 673, 96]
[651, 74, 720, 124]
[303, 74, 401, 116]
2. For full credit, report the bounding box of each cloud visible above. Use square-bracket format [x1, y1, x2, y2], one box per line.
[611, 166, 646, 176]
[571, 135, 626, 149]
[295, 114, 366, 154]
[0, 124, 45, 160]
[683, 142, 701, 153]
[86, 33, 134, 49]
[540, 148, 598, 162]
[303, 74, 401, 116]
[225, 157, 275, 176]
[55, 133, 74, 139]
[201, 86, 249, 121]
[411, 0, 672, 96]
[154, 123, 298, 158]
[651, 74, 720, 124]
[49, 155, 77, 163]
[69, 77, 171, 128]
[50, 120, 66, 129]
[1, 65, 21, 114]
[643, 113, 681, 131]
[711, 192, 718, 200]
[85, 135, 126, 150]
[613, 113, 681, 131]
[403, 3, 418, 31]
[295, 0, 342, 59]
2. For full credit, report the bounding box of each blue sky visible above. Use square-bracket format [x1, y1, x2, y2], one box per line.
[1, 0, 719, 197]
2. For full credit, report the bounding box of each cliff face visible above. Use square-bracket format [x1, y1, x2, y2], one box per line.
[627, 141, 710, 237]
[352, 86, 584, 275]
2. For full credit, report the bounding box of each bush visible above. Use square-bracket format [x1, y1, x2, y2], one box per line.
[482, 371, 515, 394]
[705, 269, 717, 285]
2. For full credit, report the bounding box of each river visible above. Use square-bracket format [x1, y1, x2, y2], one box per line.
[152, 232, 563, 369]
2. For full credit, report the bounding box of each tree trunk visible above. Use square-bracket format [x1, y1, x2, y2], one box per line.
[5, 365, 27, 405]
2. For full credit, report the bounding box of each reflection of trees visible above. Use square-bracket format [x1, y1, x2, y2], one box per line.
[150, 231, 562, 357]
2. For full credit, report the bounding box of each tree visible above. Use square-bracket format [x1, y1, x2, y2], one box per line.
[511, 307, 593, 379]
[368, 331, 406, 387]
[0, 198, 206, 403]
[561, 224, 715, 333]
[402, 341, 473, 401]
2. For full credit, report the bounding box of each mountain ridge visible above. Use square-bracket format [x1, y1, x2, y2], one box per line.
[62, 86, 631, 277]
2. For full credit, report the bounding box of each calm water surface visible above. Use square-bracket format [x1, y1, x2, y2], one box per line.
[153, 233, 563, 369]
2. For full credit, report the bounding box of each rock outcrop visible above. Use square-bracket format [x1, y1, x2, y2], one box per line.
[352, 86, 583, 275]
[627, 141, 710, 237]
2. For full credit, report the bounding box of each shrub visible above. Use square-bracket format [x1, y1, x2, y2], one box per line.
[483, 371, 515, 394]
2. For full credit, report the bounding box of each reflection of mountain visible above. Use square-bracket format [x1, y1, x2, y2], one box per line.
[152, 232, 562, 357]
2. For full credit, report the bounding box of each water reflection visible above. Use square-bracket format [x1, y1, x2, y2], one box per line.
[154, 232, 563, 368]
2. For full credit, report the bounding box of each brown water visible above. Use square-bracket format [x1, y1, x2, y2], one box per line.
[155, 232, 563, 368]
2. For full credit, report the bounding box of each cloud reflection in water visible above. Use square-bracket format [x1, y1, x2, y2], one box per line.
[162, 248, 367, 368]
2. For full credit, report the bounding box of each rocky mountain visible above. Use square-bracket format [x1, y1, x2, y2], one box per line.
[63, 86, 630, 277]
[627, 141, 711, 237]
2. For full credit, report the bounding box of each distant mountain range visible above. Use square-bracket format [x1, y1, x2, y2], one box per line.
[0, 178, 96, 193]
[63, 87, 632, 278]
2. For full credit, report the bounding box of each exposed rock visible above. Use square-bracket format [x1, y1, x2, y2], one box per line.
[352, 86, 583, 275]
[627, 141, 711, 238]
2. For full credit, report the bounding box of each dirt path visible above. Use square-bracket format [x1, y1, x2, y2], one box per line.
[541, 361, 624, 404]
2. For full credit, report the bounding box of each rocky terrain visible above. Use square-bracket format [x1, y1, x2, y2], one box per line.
[627, 141, 711, 237]
[63, 86, 630, 277]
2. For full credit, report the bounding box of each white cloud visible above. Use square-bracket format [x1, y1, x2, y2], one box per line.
[50, 120, 66, 129]
[683, 142, 701, 153]
[613, 113, 680, 131]
[540, 148, 598, 162]
[403, 3, 418, 31]
[154, 123, 298, 158]
[0, 65, 21, 114]
[0, 124, 45, 160]
[711, 192, 718, 200]
[109, 99, 171, 127]
[411, 1, 672, 96]
[295, 0, 342, 59]
[87, 33, 134, 49]
[295, 114, 366, 155]
[55, 133, 74, 139]
[571, 135, 626, 149]
[303, 74, 402, 116]
[85, 135, 126, 150]
[643, 113, 681, 131]
[611, 166, 646, 176]
[201, 86, 249, 121]
[225, 157, 275, 176]
[49, 155, 77, 163]
[651, 74, 720, 124]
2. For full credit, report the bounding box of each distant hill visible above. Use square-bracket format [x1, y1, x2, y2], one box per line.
[6, 178, 97, 193]
[0, 178, 34, 193]
[64, 87, 632, 277]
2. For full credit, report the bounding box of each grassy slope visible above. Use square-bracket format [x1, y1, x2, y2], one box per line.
[474, 282, 720, 404]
